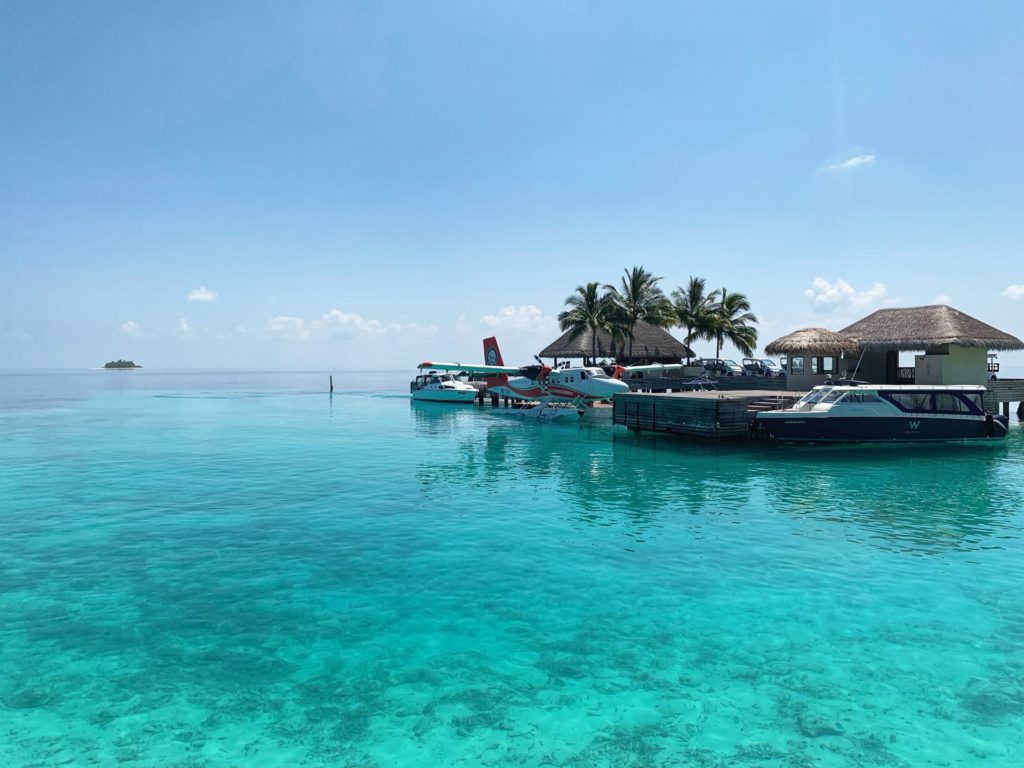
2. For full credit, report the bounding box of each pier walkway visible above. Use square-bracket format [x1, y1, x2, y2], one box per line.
[613, 389, 805, 440]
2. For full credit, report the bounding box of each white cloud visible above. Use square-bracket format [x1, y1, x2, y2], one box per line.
[1001, 284, 1024, 300]
[480, 305, 556, 333]
[266, 315, 310, 340]
[0, 321, 29, 341]
[187, 286, 218, 302]
[826, 154, 876, 172]
[933, 294, 953, 305]
[266, 309, 437, 342]
[175, 318, 194, 339]
[455, 315, 468, 334]
[312, 309, 390, 337]
[119, 321, 143, 337]
[805, 278, 887, 310]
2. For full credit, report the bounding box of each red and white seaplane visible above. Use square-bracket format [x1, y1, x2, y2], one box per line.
[417, 337, 631, 420]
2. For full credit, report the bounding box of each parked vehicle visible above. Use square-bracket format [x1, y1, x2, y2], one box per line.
[696, 358, 743, 376]
[742, 358, 785, 377]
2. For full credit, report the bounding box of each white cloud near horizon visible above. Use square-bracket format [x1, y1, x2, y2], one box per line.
[826, 154, 876, 172]
[805, 278, 887, 310]
[188, 286, 218, 302]
[175, 318, 194, 339]
[933, 294, 953, 305]
[0, 321, 29, 341]
[1001, 284, 1024, 300]
[266, 315, 310, 340]
[265, 309, 436, 341]
[119, 321, 143, 337]
[480, 305, 557, 333]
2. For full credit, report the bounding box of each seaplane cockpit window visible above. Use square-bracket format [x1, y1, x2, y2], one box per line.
[586, 368, 610, 378]
[579, 371, 588, 380]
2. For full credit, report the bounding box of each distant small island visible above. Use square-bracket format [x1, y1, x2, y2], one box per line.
[103, 359, 142, 369]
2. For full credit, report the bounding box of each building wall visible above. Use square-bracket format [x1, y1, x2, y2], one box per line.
[850, 351, 886, 383]
[915, 345, 987, 385]
[783, 352, 856, 391]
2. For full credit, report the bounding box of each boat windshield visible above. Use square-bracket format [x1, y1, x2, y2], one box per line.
[820, 390, 847, 404]
[796, 387, 832, 406]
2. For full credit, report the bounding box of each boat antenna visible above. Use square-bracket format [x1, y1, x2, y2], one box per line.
[849, 345, 866, 379]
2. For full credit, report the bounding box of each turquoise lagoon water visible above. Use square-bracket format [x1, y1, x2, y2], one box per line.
[1, 370, 1023, 767]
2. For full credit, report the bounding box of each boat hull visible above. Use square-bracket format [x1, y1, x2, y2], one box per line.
[756, 413, 1008, 443]
[411, 389, 477, 404]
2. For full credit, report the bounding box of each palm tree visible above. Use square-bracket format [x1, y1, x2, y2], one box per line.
[671, 276, 719, 362]
[709, 287, 759, 358]
[557, 282, 619, 365]
[603, 266, 674, 363]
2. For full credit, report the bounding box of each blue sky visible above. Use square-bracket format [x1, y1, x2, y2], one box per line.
[2, 1, 1022, 371]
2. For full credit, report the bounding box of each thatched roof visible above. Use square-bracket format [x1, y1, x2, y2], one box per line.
[764, 327, 859, 356]
[539, 321, 693, 363]
[840, 305, 1024, 352]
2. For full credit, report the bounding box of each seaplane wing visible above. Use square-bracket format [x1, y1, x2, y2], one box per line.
[417, 361, 521, 374]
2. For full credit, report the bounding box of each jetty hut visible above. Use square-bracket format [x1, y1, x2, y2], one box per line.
[839, 304, 1024, 386]
[539, 320, 692, 366]
[764, 327, 859, 391]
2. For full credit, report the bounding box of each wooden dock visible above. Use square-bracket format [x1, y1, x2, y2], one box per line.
[613, 389, 805, 440]
[983, 379, 1024, 418]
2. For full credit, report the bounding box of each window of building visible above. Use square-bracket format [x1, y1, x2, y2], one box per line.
[790, 356, 805, 375]
[810, 356, 836, 374]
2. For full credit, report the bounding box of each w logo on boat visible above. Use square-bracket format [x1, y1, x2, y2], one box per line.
[908, 420, 921, 430]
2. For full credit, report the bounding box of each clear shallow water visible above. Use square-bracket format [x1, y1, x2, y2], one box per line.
[1, 372, 1023, 767]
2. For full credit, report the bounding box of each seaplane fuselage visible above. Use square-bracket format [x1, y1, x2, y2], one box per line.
[488, 366, 628, 402]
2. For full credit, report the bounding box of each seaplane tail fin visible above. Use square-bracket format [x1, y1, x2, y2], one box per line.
[482, 337, 509, 391]
[483, 337, 504, 366]
[611, 365, 626, 380]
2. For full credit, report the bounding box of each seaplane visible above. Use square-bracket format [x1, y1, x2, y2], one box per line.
[417, 337, 631, 420]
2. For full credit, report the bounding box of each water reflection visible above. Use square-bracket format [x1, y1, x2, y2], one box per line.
[409, 402, 1024, 554]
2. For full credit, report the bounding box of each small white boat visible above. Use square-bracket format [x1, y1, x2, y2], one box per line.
[410, 372, 478, 403]
[755, 384, 1009, 443]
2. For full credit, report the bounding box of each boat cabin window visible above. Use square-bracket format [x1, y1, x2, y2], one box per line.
[821, 390, 846, 404]
[830, 392, 881, 406]
[811, 356, 836, 375]
[934, 393, 981, 414]
[961, 392, 984, 412]
[884, 392, 934, 412]
[790, 356, 805, 375]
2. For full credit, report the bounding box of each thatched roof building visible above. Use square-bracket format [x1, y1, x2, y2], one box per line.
[539, 321, 692, 364]
[764, 327, 859, 357]
[840, 305, 1024, 351]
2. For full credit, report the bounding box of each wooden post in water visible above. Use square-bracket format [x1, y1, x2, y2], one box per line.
[1017, 401, 1023, 418]
[329, 375, 334, 394]
[1002, 401, 1010, 418]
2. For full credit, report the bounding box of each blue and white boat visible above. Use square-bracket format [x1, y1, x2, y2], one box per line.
[755, 384, 1009, 443]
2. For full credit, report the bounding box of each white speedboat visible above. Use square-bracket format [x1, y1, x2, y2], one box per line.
[410, 372, 478, 403]
[755, 384, 1008, 443]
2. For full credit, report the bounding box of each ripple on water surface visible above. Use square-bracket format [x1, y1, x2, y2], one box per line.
[1, 382, 1023, 767]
